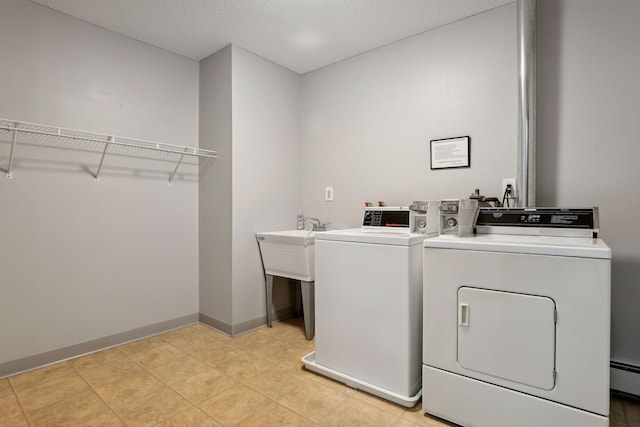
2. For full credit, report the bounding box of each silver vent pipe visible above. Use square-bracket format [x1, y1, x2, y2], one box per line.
[516, 0, 536, 207]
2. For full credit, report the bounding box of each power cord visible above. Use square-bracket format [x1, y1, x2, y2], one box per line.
[502, 184, 512, 208]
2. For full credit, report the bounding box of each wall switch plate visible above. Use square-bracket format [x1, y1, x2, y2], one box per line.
[502, 178, 517, 203]
[325, 186, 334, 202]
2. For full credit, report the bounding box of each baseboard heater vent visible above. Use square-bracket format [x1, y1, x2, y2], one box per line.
[611, 360, 640, 398]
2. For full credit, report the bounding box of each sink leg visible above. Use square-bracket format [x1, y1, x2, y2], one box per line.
[291, 279, 302, 317]
[300, 280, 315, 340]
[266, 274, 274, 328]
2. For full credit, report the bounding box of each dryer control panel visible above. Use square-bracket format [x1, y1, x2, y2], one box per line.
[475, 207, 600, 238]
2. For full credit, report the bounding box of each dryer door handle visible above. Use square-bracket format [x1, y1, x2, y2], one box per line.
[459, 303, 469, 326]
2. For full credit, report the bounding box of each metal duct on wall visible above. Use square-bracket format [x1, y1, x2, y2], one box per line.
[517, 0, 536, 207]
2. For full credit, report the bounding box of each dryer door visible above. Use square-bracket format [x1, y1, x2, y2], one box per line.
[457, 287, 556, 390]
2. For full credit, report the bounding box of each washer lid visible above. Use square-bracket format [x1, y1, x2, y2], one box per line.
[423, 234, 611, 259]
[315, 228, 428, 246]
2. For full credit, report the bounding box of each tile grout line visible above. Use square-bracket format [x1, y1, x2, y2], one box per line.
[75, 342, 197, 426]
[249, 328, 412, 421]
[7, 377, 33, 427]
[154, 331, 243, 426]
[149, 326, 271, 423]
[163, 324, 320, 425]
[233, 352, 345, 424]
[117, 339, 205, 425]
[321, 396, 403, 426]
[241, 328, 314, 369]
[236, 371, 318, 425]
[69, 352, 130, 427]
[147, 327, 243, 425]
[163, 336, 274, 423]
[231, 325, 352, 424]
[256, 324, 415, 419]
[351, 390, 413, 419]
[140, 327, 257, 425]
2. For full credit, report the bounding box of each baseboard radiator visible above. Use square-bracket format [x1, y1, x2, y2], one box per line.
[611, 360, 640, 398]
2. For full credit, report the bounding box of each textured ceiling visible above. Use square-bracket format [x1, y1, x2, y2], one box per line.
[32, 0, 512, 74]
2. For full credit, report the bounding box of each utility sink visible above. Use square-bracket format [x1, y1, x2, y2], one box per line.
[256, 229, 316, 340]
[256, 230, 315, 282]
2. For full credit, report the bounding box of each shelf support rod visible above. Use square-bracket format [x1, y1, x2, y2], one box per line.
[7, 124, 18, 178]
[168, 148, 188, 184]
[95, 137, 111, 183]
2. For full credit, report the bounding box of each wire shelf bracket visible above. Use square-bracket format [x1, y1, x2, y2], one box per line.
[168, 148, 189, 185]
[6, 123, 18, 179]
[94, 136, 111, 183]
[0, 118, 217, 183]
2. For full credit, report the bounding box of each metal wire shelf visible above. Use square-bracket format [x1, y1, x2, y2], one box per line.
[0, 118, 217, 183]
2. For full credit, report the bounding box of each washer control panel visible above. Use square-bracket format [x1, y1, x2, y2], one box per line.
[362, 208, 410, 229]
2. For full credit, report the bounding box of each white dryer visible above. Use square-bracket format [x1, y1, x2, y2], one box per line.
[422, 208, 611, 427]
[303, 205, 438, 407]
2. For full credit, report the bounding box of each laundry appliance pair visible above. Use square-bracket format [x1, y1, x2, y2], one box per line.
[303, 204, 611, 427]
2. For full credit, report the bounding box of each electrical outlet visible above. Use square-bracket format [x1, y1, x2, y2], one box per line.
[501, 178, 517, 203]
[325, 186, 334, 202]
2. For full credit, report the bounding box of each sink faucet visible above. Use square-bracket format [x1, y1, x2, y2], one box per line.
[304, 217, 328, 231]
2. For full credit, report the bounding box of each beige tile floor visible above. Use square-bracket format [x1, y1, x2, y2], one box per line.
[1, 318, 638, 426]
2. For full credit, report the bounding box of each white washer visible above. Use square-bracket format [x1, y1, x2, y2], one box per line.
[422, 208, 611, 427]
[303, 206, 438, 407]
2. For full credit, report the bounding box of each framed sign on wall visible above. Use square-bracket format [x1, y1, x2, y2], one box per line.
[430, 136, 470, 170]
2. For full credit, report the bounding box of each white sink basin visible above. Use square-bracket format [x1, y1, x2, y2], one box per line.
[256, 230, 315, 281]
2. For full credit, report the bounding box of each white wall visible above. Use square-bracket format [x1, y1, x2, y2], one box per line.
[198, 46, 301, 331]
[231, 46, 301, 327]
[537, 0, 640, 365]
[300, 3, 518, 229]
[199, 46, 233, 327]
[0, 0, 199, 365]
